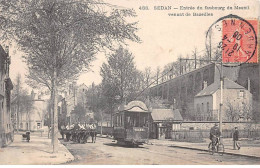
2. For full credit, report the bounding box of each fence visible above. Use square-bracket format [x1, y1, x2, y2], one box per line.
[171, 129, 260, 142]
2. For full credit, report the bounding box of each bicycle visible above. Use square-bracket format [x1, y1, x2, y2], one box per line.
[208, 136, 224, 155]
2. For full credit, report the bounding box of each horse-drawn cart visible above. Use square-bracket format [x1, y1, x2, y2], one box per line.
[62, 125, 97, 143]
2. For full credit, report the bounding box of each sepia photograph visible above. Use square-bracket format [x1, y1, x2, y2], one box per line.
[0, 0, 259, 165]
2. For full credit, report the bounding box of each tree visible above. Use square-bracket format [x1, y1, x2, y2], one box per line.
[11, 74, 34, 131]
[71, 104, 86, 123]
[145, 96, 171, 109]
[155, 66, 161, 85]
[19, 91, 34, 131]
[11, 74, 22, 132]
[0, 0, 140, 152]
[100, 46, 140, 103]
[141, 67, 152, 89]
[225, 101, 254, 122]
[225, 101, 240, 122]
[100, 46, 141, 126]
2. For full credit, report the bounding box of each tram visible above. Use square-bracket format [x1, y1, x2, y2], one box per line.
[113, 101, 150, 146]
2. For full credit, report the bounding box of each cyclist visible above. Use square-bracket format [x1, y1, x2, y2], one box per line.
[209, 123, 221, 147]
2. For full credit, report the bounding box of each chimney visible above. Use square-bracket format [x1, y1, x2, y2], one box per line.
[248, 78, 251, 92]
[203, 81, 208, 89]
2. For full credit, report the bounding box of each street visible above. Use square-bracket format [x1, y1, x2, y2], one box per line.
[61, 137, 260, 165]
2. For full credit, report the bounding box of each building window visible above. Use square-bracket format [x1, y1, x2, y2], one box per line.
[201, 103, 204, 113]
[37, 123, 41, 129]
[207, 102, 209, 113]
[238, 90, 244, 98]
[197, 104, 200, 114]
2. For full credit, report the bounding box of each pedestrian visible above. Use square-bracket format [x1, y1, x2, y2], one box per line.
[60, 125, 65, 139]
[233, 127, 240, 150]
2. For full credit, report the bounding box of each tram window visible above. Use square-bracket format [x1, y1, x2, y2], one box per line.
[117, 115, 119, 126]
[143, 117, 146, 126]
[119, 115, 121, 126]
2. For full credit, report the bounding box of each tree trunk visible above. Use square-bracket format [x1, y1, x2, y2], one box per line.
[16, 104, 19, 133]
[52, 68, 58, 153]
[51, 89, 54, 144]
[101, 111, 103, 136]
[27, 111, 30, 131]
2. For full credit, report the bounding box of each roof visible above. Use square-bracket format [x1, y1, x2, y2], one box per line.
[118, 100, 149, 113]
[151, 109, 183, 121]
[195, 78, 245, 97]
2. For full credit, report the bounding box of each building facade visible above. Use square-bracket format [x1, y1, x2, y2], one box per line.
[0, 46, 13, 147]
[59, 83, 88, 125]
[12, 92, 48, 131]
[194, 78, 252, 121]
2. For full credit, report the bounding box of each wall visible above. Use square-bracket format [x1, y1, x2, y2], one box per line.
[170, 121, 260, 142]
[180, 121, 260, 130]
[149, 63, 216, 120]
[194, 95, 214, 120]
[0, 46, 13, 147]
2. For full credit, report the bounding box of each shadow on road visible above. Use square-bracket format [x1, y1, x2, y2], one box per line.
[103, 142, 146, 149]
[196, 152, 209, 155]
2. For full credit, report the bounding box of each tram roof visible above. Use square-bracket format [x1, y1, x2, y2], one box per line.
[118, 100, 149, 113]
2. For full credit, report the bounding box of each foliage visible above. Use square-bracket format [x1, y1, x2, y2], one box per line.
[100, 46, 141, 104]
[71, 104, 86, 123]
[11, 74, 34, 130]
[144, 96, 171, 109]
[19, 90, 34, 114]
[0, 0, 140, 90]
[225, 101, 253, 122]
[0, 0, 140, 151]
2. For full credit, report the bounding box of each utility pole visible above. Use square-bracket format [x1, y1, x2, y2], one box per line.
[219, 62, 223, 135]
[194, 48, 197, 69]
[209, 30, 212, 61]
[179, 57, 182, 75]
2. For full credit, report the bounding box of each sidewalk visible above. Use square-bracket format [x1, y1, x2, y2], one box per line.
[149, 138, 260, 158]
[0, 132, 74, 165]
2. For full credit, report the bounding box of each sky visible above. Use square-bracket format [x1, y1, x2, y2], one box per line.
[9, 0, 259, 89]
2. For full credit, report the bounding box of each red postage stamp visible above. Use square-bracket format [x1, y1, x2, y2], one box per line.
[221, 19, 258, 63]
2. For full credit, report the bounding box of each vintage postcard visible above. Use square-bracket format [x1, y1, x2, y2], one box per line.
[0, 0, 259, 165]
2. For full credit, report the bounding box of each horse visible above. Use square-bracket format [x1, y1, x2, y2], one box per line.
[90, 130, 97, 143]
[85, 123, 97, 143]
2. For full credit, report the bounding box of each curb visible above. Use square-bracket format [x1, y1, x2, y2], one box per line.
[169, 145, 260, 159]
[58, 139, 75, 164]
